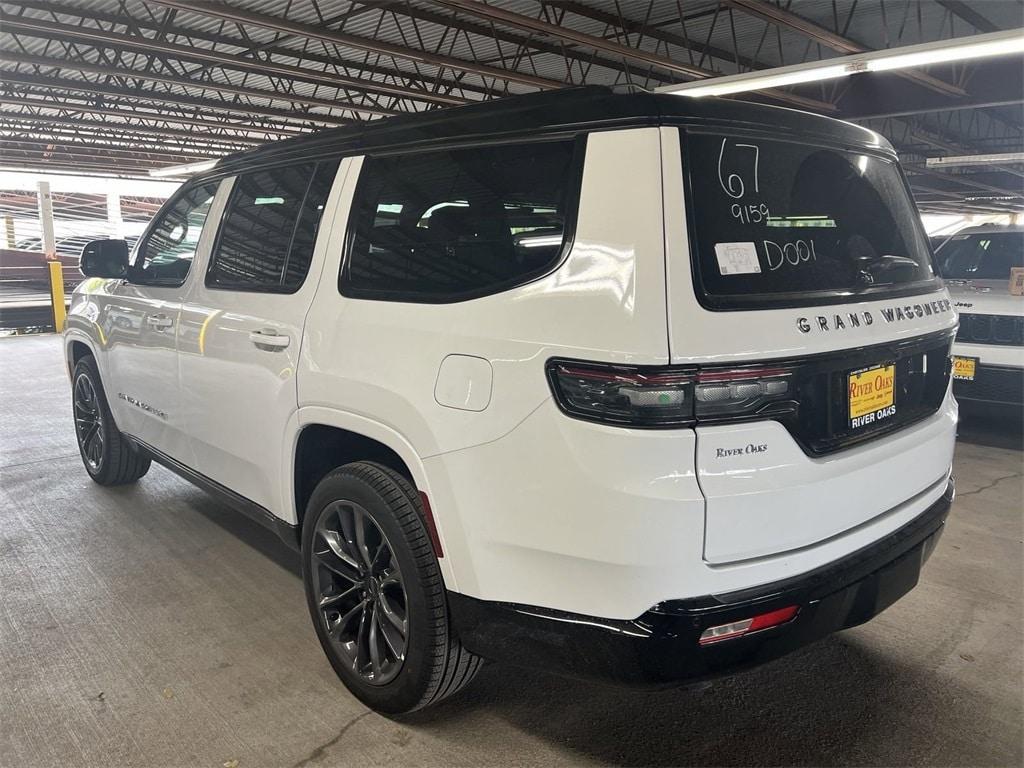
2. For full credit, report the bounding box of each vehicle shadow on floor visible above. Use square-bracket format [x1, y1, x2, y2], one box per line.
[956, 402, 1024, 450]
[185, 489, 303, 578]
[180, 482, 1020, 767]
[404, 637, 1012, 766]
[175, 457, 1019, 767]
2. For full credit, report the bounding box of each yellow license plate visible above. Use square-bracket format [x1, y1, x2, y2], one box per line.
[952, 356, 977, 381]
[848, 364, 896, 423]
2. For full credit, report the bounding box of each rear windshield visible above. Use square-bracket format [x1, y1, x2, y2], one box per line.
[683, 132, 937, 309]
[936, 232, 1024, 280]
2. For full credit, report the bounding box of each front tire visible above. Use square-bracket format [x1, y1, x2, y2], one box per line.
[302, 462, 481, 713]
[72, 355, 151, 485]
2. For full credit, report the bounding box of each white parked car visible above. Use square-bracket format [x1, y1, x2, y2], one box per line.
[65, 87, 957, 714]
[935, 225, 1024, 407]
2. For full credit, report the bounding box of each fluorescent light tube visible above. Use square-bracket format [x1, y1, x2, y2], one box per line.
[659, 29, 1024, 99]
[868, 32, 1024, 72]
[675, 64, 851, 97]
[149, 159, 218, 178]
[927, 152, 1024, 168]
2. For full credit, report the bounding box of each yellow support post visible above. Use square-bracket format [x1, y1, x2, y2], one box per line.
[48, 261, 66, 332]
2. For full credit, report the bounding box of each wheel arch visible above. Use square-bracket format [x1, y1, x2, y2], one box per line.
[287, 407, 461, 593]
[294, 425, 412, 520]
[65, 333, 98, 378]
[289, 408, 430, 528]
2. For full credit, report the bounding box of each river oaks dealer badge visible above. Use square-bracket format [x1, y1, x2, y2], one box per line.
[848, 364, 896, 429]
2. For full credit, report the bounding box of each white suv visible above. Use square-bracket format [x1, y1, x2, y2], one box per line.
[65, 86, 958, 714]
[935, 225, 1024, 408]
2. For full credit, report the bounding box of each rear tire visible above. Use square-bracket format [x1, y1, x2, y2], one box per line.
[302, 461, 481, 713]
[72, 355, 151, 485]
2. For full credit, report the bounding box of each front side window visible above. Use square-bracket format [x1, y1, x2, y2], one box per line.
[684, 132, 937, 309]
[207, 160, 339, 292]
[132, 181, 220, 286]
[342, 140, 579, 302]
[937, 232, 1024, 280]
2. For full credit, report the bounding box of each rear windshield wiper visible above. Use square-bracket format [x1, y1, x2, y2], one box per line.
[852, 254, 921, 288]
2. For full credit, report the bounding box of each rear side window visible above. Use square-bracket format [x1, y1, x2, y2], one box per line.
[207, 160, 339, 292]
[132, 181, 220, 287]
[683, 132, 937, 309]
[341, 140, 579, 302]
[937, 232, 1024, 279]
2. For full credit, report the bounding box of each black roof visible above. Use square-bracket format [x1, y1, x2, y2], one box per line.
[208, 85, 894, 177]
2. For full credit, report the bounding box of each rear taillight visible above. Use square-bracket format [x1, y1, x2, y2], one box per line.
[695, 366, 796, 421]
[547, 359, 799, 428]
[546, 362, 695, 427]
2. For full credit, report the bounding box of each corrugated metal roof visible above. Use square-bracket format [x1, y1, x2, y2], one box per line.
[0, 0, 1020, 206]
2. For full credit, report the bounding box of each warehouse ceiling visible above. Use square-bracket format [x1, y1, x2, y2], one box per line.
[0, 0, 1022, 212]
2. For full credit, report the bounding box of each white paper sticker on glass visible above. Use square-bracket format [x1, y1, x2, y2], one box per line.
[715, 242, 762, 275]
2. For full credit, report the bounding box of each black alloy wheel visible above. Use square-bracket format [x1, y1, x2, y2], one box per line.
[73, 372, 105, 472]
[70, 355, 151, 485]
[311, 499, 409, 686]
[302, 462, 481, 713]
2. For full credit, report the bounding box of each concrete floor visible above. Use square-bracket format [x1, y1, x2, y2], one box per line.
[1, 333, 1021, 768]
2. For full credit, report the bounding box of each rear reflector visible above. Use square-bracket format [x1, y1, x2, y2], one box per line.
[698, 605, 799, 645]
[418, 491, 444, 559]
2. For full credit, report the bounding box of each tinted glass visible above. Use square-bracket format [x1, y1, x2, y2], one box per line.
[208, 160, 338, 292]
[285, 161, 339, 288]
[343, 141, 577, 301]
[937, 232, 1024, 279]
[133, 181, 220, 286]
[684, 133, 935, 306]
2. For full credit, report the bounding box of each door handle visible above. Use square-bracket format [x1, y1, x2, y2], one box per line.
[249, 329, 291, 349]
[146, 314, 173, 329]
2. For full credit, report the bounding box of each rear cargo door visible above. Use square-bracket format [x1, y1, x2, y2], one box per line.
[660, 127, 958, 563]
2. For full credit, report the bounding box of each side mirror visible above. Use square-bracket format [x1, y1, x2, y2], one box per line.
[80, 239, 129, 278]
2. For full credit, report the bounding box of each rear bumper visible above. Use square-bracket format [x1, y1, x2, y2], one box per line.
[953, 363, 1024, 406]
[448, 479, 953, 688]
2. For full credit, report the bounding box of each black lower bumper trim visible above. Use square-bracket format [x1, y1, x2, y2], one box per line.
[953, 364, 1024, 406]
[448, 479, 953, 688]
